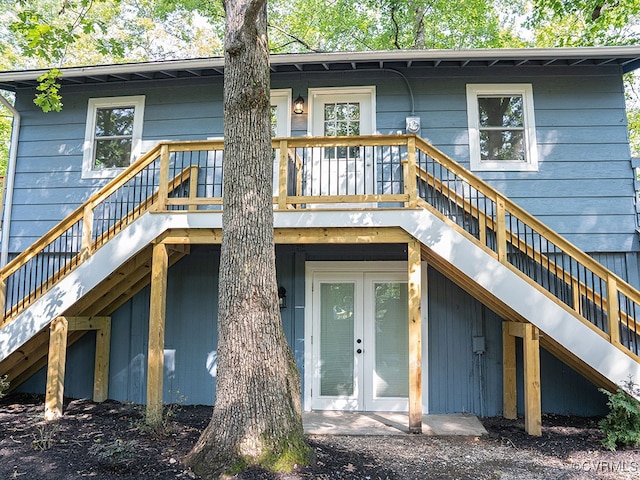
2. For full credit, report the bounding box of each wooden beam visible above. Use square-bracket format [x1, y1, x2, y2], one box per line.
[502, 323, 517, 420]
[146, 243, 168, 426]
[275, 227, 410, 244]
[408, 239, 422, 433]
[66, 316, 110, 331]
[45, 317, 68, 421]
[523, 324, 542, 436]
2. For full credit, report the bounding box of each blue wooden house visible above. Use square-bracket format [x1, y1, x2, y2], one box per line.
[1, 46, 640, 434]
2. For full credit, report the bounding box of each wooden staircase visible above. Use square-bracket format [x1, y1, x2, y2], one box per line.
[0, 244, 188, 392]
[0, 135, 638, 423]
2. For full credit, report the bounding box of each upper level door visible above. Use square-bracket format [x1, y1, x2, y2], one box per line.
[271, 90, 292, 197]
[307, 87, 376, 205]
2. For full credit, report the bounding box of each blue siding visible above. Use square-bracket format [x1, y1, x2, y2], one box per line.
[8, 65, 636, 255]
[17, 245, 608, 416]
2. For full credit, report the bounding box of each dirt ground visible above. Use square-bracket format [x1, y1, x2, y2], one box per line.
[1, 393, 639, 480]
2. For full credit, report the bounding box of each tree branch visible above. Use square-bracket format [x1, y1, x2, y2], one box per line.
[390, 3, 402, 49]
[267, 23, 325, 52]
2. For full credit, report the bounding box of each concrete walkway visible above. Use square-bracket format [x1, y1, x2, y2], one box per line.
[303, 411, 487, 436]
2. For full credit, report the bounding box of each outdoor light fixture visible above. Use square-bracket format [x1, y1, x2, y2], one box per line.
[278, 286, 287, 308]
[293, 95, 305, 114]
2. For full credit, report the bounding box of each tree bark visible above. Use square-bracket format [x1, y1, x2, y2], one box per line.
[185, 1, 309, 477]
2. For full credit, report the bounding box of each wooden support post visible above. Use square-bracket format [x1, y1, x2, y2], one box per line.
[408, 239, 423, 434]
[93, 320, 111, 402]
[188, 165, 199, 212]
[522, 324, 542, 436]
[80, 204, 94, 261]
[45, 317, 68, 421]
[502, 322, 517, 420]
[405, 137, 418, 208]
[278, 139, 288, 210]
[495, 195, 507, 263]
[606, 275, 621, 345]
[0, 277, 6, 325]
[66, 316, 112, 403]
[155, 144, 170, 212]
[147, 243, 168, 426]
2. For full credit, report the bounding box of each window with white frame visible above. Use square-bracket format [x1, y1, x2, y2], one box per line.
[82, 96, 145, 178]
[466, 84, 538, 172]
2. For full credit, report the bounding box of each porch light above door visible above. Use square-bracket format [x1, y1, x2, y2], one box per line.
[293, 95, 304, 114]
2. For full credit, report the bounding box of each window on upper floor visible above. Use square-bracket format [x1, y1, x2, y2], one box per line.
[466, 84, 538, 172]
[82, 96, 145, 178]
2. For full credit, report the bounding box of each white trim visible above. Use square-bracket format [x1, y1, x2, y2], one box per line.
[0, 94, 20, 268]
[307, 86, 377, 136]
[271, 89, 292, 137]
[466, 84, 538, 172]
[82, 95, 146, 179]
[271, 89, 292, 196]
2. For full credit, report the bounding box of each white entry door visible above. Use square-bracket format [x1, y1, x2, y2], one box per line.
[310, 270, 409, 411]
[307, 87, 376, 204]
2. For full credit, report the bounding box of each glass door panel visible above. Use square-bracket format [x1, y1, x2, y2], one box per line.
[312, 273, 363, 410]
[364, 274, 409, 411]
[319, 282, 355, 397]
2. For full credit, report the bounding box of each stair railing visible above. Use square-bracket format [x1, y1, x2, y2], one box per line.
[413, 136, 640, 360]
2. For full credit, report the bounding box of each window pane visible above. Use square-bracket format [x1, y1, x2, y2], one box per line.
[480, 130, 525, 161]
[323, 102, 361, 159]
[270, 105, 277, 137]
[94, 138, 132, 169]
[95, 107, 135, 136]
[478, 96, 523, 128]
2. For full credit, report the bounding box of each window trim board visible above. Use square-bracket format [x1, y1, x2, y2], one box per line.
[82, 95, 146, 179]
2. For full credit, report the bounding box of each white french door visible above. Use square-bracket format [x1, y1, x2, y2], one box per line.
[309, 269, 409, 411]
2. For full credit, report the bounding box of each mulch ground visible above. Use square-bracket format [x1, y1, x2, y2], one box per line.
[1, 393, 639, 479]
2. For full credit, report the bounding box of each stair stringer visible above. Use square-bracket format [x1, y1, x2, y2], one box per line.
[273, 208, 640, 393]
[0, 211, 223, 364]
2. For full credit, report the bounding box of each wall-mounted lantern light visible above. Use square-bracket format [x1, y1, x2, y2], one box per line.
[278, 286, 287, 308]
[293, 95, 305, 114]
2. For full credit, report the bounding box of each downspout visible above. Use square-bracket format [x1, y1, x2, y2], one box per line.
[0, 94, 20, 267]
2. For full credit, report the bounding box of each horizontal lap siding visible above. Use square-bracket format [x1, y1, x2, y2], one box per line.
[369, 67, 635, 253]
[9, 66, 635, 255]
[8, 77, 224, 254]
[16, 245, 607, 415]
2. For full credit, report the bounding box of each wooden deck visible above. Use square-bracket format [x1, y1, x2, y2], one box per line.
[1, 134, 640, 435]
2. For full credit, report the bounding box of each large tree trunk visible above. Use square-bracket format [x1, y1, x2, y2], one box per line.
[185, 1, 309, 477]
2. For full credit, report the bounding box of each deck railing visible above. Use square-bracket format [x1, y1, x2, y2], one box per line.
[0, 135, 638, 362]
